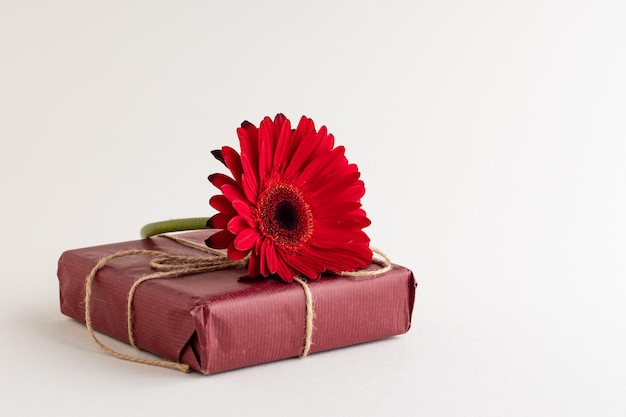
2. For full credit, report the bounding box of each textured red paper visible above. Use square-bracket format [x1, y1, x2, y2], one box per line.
[57, 231, 417, 374]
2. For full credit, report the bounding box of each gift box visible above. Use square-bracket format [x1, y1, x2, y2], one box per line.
[57, 231, 417, 374]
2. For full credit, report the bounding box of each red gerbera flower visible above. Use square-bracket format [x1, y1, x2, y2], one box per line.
[205, 114, 372, 282]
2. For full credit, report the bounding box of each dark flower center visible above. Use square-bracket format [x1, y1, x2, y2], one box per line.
[258, 183, 313, 250]
[275, 200, 298, 231]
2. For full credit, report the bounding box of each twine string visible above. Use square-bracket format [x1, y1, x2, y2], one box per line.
[84, 235, 392, 373]
[293, 277, 314, 357]
[84, 249, 193, 373]
[340, 247, 392, 277]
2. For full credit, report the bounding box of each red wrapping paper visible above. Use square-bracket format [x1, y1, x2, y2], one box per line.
[57, 231, 417, 374]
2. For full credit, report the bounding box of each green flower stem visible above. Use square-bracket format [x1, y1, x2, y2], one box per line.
[140, 217, 211, 239]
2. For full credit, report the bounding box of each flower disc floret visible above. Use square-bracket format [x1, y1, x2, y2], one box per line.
[257, 182, 314, 251]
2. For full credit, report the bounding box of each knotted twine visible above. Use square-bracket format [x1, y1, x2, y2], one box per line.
[84, 234, 392, 373]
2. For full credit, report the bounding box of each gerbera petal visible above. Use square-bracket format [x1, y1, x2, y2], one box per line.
[289, 116, 313, 156]
[315, 180, 365, 204]
[208, 173, 237, 190]
[315, 200, 362, 215]
[274, 253, 296, 282]
[265, 244, 277, 274]
[221, 146, 244, 183]
[346, 211, 372, 228]
[320, 130, 334, 152]
[227, 215, 256, 234]
[285, 127, 317, 177]
[209, 195, 237, 216]
[258, 117, 275, 183]
[317, 213, 371, 229]
[240, 154, 259, 201]
[208, 212, 231, 229]
[273, 118, 292, 171]
[211, 149, 225, 165]
[281, 251, 323, 280]
[259, 240, 271, 277]
[205, 229, 235, 249]
[306, 244, 372, 273]
[232, 199, 253, 217]
[247, 252, 260, 278]
[222, 184, 250, 205]
[312, 170, 360, 198]
[234, 227, 260, 251]
[300, 145, 346, 183]
[237, 121, 259, 170]
[314, 227, 370, 245]
[272, 114, 288, 149]
[273, 113, 287, 130]
[292, 124, 335, 175]
[227, 242, 249, 260]
[343, 181, 367, 201]
[304, 125, 332, 160]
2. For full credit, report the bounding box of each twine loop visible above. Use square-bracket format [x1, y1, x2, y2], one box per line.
[83, 234, 392, 373]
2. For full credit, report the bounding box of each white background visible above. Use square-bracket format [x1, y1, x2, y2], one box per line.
[1, 1, 625, 416]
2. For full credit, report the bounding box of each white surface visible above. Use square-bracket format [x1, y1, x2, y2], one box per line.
[2, 1, 626, 416]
